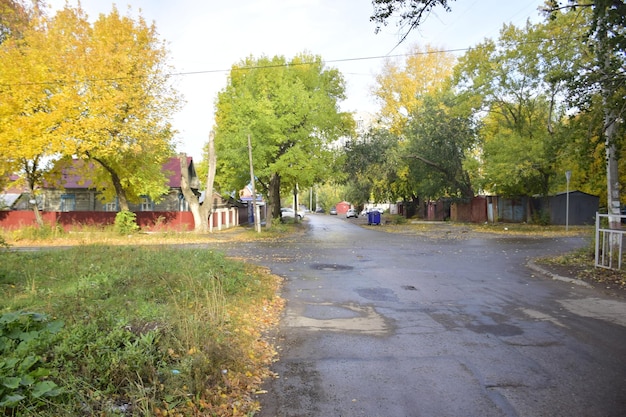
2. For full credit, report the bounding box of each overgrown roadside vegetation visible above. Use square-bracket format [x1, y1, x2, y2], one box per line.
[0, 228, 287, 416]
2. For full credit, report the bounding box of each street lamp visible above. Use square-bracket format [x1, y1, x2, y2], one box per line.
[565, 170, 572, 231]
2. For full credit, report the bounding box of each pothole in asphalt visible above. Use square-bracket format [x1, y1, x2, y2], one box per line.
[356, 287, 399, 302]
[286, 302, 391, 336]
[402, 285, 417, 291]
[466, 323, 523, 337]
[310, 263, 354, 271]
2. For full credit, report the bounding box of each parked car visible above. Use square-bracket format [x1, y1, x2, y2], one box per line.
[281, 207, 303, 219]
[346, 208, 358, 218]
[361, 207, 384, 215]
[329, 207, 337, 215]
[315, 207, 325, 213]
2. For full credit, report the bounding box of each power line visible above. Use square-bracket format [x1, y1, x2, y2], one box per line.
[0, 37, 576, 88]
[0, 46, 470, 87]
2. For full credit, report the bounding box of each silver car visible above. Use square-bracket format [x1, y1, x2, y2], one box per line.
[281, 207, 303, 219]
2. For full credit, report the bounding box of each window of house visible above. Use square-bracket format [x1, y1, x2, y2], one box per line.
[105, 199, 118, 212]
[60, 194, 75, 212]
[140, 196, 153, 211]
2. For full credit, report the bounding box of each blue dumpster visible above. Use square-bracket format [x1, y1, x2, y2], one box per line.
[367, 210, 381, 225]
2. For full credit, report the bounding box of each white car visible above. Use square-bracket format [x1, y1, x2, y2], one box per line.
[281, 207, 304, 219]
[346, 208, 358, 218]
[361, 207, 384, 215]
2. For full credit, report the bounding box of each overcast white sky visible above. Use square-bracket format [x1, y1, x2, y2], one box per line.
[47, 0, 546, 161]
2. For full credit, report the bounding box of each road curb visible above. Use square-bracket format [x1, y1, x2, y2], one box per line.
[527, 260, 593, 288]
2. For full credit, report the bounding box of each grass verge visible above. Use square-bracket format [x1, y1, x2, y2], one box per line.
[0, 244, 284, 416]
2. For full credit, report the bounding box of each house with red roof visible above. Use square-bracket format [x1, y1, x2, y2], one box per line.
[1, 156, 240, 231]
[34, 156, 206, 213]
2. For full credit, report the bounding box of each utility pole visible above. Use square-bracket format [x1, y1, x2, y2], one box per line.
[248, 134, 261, 233]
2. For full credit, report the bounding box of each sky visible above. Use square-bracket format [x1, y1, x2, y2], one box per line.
[46, 0, 547, 162]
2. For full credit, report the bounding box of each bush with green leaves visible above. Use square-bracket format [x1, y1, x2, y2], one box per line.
[114, 210, 139, 235]
[0, 312, 64, 413]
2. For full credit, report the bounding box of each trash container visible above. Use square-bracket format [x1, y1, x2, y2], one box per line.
[367, 210, 381, 225]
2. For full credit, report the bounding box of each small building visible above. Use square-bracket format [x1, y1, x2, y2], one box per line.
[335, 201, 351, 215]
[36, 157, 200, 213]
[0, 156, 239, 231]
[238, 183, 266, 225]
[545, 190, 599, 225]
[0, 175, 29, 210]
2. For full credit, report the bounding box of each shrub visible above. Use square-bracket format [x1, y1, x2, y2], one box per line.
[390, 214, 408, 225]
[114, 210, 139, 235]
[531, 210, 551, 226]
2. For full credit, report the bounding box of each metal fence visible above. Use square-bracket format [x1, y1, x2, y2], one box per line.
[595, 213, 626, 270]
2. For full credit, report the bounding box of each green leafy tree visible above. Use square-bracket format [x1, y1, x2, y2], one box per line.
[403, 91, 477, 200]
[343, 128, 401, 207]
[546, 1, 626, 226]
[370, 0, 626, 227]
[213, 53, 352, 224]
[453, 21, 568, 200]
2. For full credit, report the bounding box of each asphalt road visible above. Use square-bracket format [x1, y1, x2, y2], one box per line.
[228, 214, 626, 417]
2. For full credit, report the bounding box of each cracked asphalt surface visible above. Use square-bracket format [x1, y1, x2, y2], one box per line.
[225, 214, 626, 417]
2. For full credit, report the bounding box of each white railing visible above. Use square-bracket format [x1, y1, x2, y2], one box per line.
[595, 213, 626, 270]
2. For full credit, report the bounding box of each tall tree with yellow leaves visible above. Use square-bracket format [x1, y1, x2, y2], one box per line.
[0, 5, 84, 225]
[372, 43, 455, 134]
[0, 4, 178, 222]
[61, 5, 179, 211]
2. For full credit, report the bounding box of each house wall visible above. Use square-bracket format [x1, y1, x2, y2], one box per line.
[40, 189, 187, 213]
[43, 189, 103, 211]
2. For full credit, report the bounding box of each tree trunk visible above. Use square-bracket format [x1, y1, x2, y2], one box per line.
[293, 185, 299, 222]
[93, 157, 130, 211]
[23, 157, 43, 227]
[29, 190, 43, 227]
[269, 172, 281, 223]
[179, 154, 206, 232]
[202, 131, 217, 231]
[594, 3, 621, 231]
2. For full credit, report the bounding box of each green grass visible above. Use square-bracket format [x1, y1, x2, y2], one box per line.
[0, 244, 282, 416]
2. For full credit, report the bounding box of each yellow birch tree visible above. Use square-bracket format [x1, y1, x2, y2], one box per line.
[60, 5, 179, 211]
[372, 43, 455, 134]
[0, 6, 86, 225]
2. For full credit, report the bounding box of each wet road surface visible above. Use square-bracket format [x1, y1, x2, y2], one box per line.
[226, 215, 626, 417]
